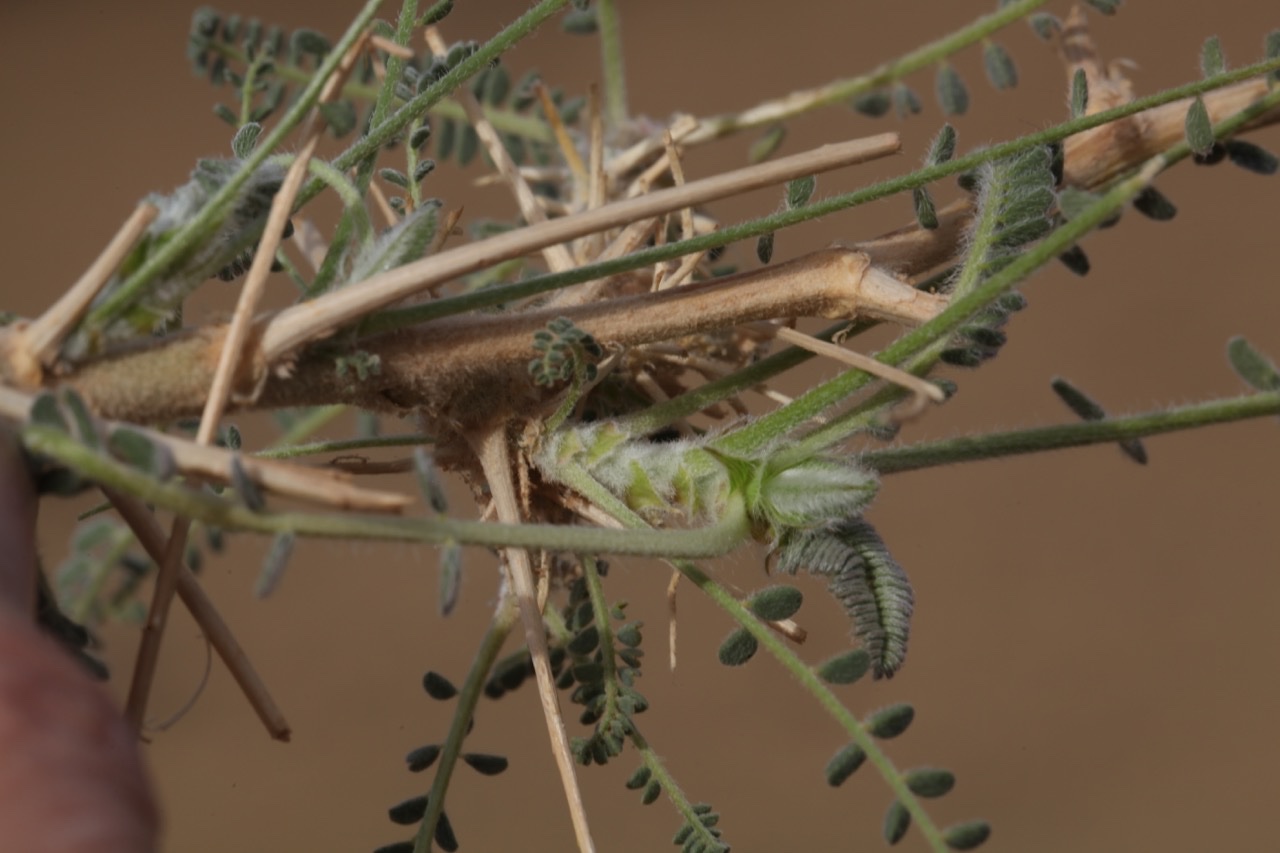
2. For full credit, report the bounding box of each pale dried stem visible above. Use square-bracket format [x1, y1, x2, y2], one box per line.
[258, 134, 902, 362]
[8, 203, 158, 385]
[104, 487, 291, 740]
[534, 81, 589, 189]
[772, 325, 944, 418]
[0, 384, 407, 511]
[472, 426, 596, 853]
[291, 219, 331, 274]
[125, 32, 369, 733]
[666, 570, 679, 671]
[368, 34, 413, 59]
[425, 27, 576, 273]
[367, 180, 399, 227]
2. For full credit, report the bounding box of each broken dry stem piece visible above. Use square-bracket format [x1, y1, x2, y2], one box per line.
[6, 203, 158, 386]
[0, 385, 409, 511]
[473, 426, 597, 853]
[772, 326, 944, 420]
[104, 487, 291, 741]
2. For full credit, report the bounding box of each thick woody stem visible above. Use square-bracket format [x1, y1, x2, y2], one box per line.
[62, 249, 945, 426]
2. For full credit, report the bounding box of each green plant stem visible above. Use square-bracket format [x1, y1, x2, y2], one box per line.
[579, 555, 622, 736]
[673, 559, 946, 852]
[862, 391, 1280, 475]
[595, 0, 628, 131]
[678, 0, 1049, 146]
[237, 54, 271, 125]
[628, 723, 725, 852]
[22, 425, 751, 558]
[85, 0, 384, 332]
[258, 430, 432, 460]
[416, 593, 521, 853]
[272, 404, 349, 447]
[362, 56, 1280, 338]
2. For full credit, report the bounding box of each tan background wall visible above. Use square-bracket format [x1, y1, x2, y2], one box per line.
[2, 2, 1278, 851]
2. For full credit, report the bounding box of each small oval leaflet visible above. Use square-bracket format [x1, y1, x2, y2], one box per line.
[406, 744, 441, 772]
[254, 531, 295, 598]
[747, 585, 803, 621]
[824, 744, 867, 787]
[982, 42, 1018, 91]
[816, 649, 871, 685]
[867, 702, 915, 739]
[1184, 97, 1215, 156]
[1226, 336, 1280, 391]
[624, 765, 651, 790]
[1224, 140, 1279, 175]
[717, 628, 759, 666]
[943, 820, 992, 850]
[904, 767, 956, 798]
[461, 753, 509, 776]
[422, 670, 458, 700]
[387, 795, 427, 826]
[852, 90, 892, 118]
[883, 799, 912, 845]
[935, 62, 969, 116]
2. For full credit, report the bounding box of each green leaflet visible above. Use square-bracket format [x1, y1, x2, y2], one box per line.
[345, 200, 441, 284]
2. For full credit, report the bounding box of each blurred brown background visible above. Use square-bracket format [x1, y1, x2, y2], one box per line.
[3, 2, 1278, 851]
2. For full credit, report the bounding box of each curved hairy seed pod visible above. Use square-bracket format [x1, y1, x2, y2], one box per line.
[776, 518, 913, 678]
[539, 423, 878, 534]
[539, 423, 733, 525]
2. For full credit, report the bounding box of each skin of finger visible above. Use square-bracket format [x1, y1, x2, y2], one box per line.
[0, 603, 160, 853]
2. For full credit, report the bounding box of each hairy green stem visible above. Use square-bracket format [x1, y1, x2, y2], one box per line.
[862, 391, 1280, 475]
[258, 430, 432, 460]
[22, 425, 751, 558]
[673, 559, 946, 852]
[272, 405, 349, 448]
[629, 723, 725, 852]
[579, 555, 622, 739]
[85, 0, 383, 331]
[634, 0, 1047, 153]
[362, 56, 1280, 339]
[416, 593, 520, 853]
[595, 0, 628, 131]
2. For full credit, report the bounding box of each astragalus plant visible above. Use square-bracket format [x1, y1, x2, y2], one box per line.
[1, 1, 1278, 851]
